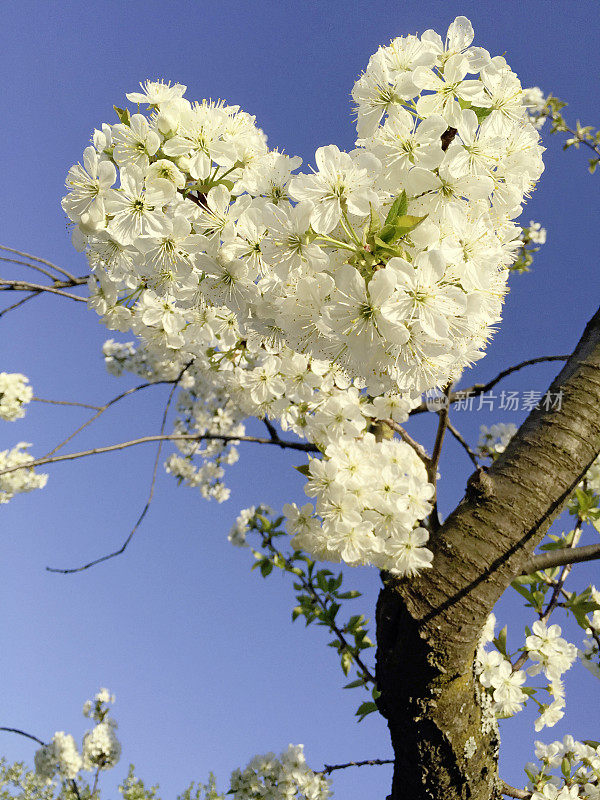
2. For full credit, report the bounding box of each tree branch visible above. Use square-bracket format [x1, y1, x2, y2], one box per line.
[521, 540, 600, 574]
[446, 419, 479, 469]
[0, 255, 64, 282]
[43, 376, 190, 459]
[259, 531, 376, 685]
[33, 396, 103, 411]
[0, 278, 87, 302]
[425, 386, 451, 531]
[0, 433, 319, 479]
[409, 355, 569, 416]
[500, 783, 530, 800]
[320, 758, 394, 775]
[47, 378, 181, 574]
[0, 245, 79, 282]
[382, 418, 429, 463]
[0, 727, 47, 747]
[0, 291, 41, 318]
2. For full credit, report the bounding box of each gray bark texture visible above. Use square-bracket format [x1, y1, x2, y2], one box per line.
[375, 306, 600, 800]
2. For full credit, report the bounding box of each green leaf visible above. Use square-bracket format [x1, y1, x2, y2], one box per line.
[512, 574, 539, 586]
[316, 572, 329, 592]
[367, 205, 381, 238]
[113, 105, 131, 125]
[337, 590, 361, 599]
[471, 106, 493, 124]
[331, 573, 344, 591]
[343, 678, 366, 690]
[493, 626, 508, 658]
[378, 223, 400, 244]
[259, 559, 273, 578]
[561, 757, 571, 779]
[355, 701, 378, 722]
[384, 191, 408, 225]
[294, 464, 310, 477]
[393, 213, 427, 232]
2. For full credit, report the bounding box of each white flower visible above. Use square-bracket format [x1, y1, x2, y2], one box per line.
[126, 79, 187, 105]
[62, 146, 117, 222]
[82, 720, 121, 771]
[289, 145, 380, 234]
[0, 442, 48, 503]
[105, 166, 174, 244]
[0, 373, 33, 421]
[34, 733, 82, 783]
[112, 114, 161, 170]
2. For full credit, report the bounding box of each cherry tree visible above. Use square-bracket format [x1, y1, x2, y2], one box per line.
[1, 16, 600, 800]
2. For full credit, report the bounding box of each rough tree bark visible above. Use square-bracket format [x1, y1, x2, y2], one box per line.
[376, 306, 600, 800]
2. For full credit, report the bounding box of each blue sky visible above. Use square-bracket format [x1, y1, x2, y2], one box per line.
[1, 1, 599, 797]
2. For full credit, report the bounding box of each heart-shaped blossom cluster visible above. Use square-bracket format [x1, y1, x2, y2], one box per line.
[62, 15, 543, 398]
[61, 16, 543, 575]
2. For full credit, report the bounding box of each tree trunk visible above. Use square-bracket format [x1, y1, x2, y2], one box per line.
[376, 306, 600, 800]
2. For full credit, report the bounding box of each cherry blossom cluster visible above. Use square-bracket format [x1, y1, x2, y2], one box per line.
[523, 87, 550, 130]
[229, 744, 331, 800]
[34, 689, 121, 786]
[284, 433, 433, 575]
[526, 737, 600, 799]
[60, 17, 543, 573]
[0, 372, 33, 421]
[476, 614, 528, 719]
[64, 16, 542, 402]
[476, 614, 577, 730]
[0, 442, 48, 504]
[228, 504, 274, 547]
[101, 335, 433, 574]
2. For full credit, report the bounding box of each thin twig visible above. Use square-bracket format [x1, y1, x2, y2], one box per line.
[545, 109, 600, 158]
[501, 782, 530, 800]
[426, 386, 451, 531]
[409, 356, 569, 416]
[446, 420, 479, 469]
[0, 433, 319, 478]
[320, 758, 394, 775]
[0, 291, 41, 318]
[382, 418, 429, 463]
[263, 417, 279, 442]
[0, 256, 61, 282]
[0, 727, 47, 747]
[540, 521, 583, 624]
[0, 725, 82, 798]
[48, 379, 181, 574]
[513, 521, 585, 672]
[521, 542, 600, 574]
[260, 532, 376, 685]
[43, 378, 183, 458]
[0, 279, 87, 302]
[0, 245, 78, 282]
[33, 397, 103, 411]
[90, 766, 101, 798]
